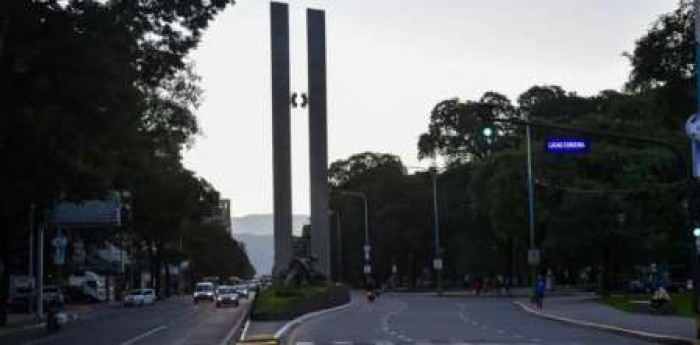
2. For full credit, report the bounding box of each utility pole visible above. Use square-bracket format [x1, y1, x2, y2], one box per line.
[406, 166, 443, 295]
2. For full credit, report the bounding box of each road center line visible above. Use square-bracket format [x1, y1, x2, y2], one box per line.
[120, 325, 167, 345]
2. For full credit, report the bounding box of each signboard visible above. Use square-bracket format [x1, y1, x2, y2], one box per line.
[363, 245, 371, 252]
[433, 258, 443, 270]
[686, 114, 700, 178]
[51, 193, 122, 226]
[527, 249, 541, 266]
[51, 232, 68, 265]
[544, 137, 590, 154]
[363, 264, 372, 274]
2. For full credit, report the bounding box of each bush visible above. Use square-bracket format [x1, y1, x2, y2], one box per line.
[251, 284, 349, 321]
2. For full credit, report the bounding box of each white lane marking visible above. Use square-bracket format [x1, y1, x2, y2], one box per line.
[120, 325, 167, 345]
[513, 334, 524, 338]
[332, 342, 352, 345]
[496, 330, 505, 334]
[531, 338, 542, 342]
[296, 342, 314, 345]
[239, 319, 251, 340]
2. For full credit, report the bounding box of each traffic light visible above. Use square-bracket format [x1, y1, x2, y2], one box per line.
[693, 227, 700, 237]
[482, 126, 494, 138]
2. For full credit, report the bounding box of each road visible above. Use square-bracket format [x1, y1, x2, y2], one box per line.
[0, 295, 251, 345]
[284, 292, 656, 345]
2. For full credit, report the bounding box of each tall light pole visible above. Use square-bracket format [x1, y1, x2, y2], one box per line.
[406, 166, 443, 295]
[336, 191, 370, 281]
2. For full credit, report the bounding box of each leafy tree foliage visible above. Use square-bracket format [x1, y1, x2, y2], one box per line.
[333, 2, 693, 289]
[0, 0, 251, 316]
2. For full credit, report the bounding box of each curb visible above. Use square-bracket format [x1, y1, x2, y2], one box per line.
[513, 300, 695, 345]
[272, 298, 354, 340]
[221, 296, 255, 345]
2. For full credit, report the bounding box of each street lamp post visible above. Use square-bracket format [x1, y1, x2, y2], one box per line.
[525, 114, 538, 286]
[336, 191, 370, 281]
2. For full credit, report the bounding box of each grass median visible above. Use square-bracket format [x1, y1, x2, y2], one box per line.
[600, 292, 692, 317]
[253, 285, 327, 315]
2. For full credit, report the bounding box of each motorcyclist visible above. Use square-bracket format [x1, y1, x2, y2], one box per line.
[365, 279, 376, 302]
[46, 297, 66, 332]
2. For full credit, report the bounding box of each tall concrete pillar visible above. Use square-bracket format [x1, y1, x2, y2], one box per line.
[270, 2, 293, 277]
[307, 9, 331, 277]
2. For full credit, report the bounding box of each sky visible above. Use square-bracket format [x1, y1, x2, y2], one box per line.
[183, 0, 677, 217]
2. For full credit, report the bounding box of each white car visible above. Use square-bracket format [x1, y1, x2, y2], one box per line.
[193, 282, 216, 303]
[123, 288, 156, 306]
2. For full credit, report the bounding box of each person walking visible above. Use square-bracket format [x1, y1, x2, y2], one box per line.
[534, 275, 546, 310]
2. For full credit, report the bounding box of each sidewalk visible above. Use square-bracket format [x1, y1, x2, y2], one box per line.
[515, 295, 694, 344]
[0, 300, 123, 336]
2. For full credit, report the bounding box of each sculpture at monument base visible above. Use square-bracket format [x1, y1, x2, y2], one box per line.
[282, 255, 325, 287]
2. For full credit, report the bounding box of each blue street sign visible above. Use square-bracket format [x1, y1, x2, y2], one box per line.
[544, 137, 590, 154]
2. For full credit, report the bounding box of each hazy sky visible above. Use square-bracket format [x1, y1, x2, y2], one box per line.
[183, 0, 677, 217]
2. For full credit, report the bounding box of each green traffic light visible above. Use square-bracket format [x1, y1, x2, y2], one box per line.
[694, 228, 700, 237]
[482, 127, 494, 137]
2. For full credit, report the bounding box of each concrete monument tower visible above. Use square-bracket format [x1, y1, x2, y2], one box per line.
[270, 3, 330, 278]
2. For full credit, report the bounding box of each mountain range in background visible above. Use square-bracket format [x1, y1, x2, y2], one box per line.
[231, 214, 308, 275]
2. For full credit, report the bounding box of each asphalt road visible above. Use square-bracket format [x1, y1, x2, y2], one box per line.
[284, 292, 657, 345]
[0, 295, 251, 345]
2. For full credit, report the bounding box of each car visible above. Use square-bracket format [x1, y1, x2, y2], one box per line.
[123, 288, 156, 306]
[233, 284, 249, 299]
[193, 282, 216, 303]
[215, 286, 239, 308]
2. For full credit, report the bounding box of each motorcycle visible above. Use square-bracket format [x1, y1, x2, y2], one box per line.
[366, 290, 375, 302]
[46, 302, 68, 333]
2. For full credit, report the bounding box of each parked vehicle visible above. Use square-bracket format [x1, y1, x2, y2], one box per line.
[123, 289, 156, 307]
[67, 271, 106, 302]
[215, 286, 239, 308]
[193, 282, 216, 303]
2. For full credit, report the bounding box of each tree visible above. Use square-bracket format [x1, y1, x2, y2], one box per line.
[0, 0, 236, 322]
[418, 92, 519, 162]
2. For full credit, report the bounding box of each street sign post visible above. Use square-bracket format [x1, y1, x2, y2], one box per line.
[544, 137, 590, 154]
[527, 249, 540, 266]
[363, 264, 372, 274]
